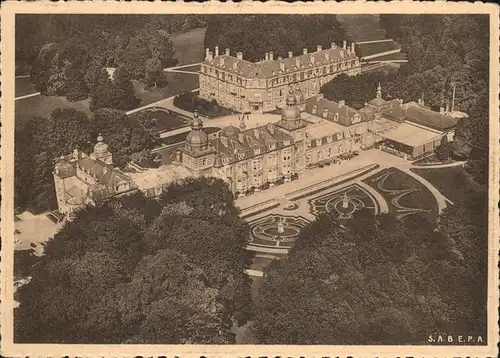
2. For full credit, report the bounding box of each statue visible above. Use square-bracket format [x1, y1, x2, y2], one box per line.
[341, 192, 350, 209]
[277, 216, 286, 234]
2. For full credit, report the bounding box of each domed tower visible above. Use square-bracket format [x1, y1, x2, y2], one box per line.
[182, 110, 215, 175]
[278, 88, 303, 130]
[91, 134, 113, 165]
[185, 110, 209, 154]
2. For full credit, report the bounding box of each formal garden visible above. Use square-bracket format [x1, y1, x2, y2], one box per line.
[363, 167, 438, 222]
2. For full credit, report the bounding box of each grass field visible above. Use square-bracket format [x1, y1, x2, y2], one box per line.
[411, 166, 467, 203]
[15, 94, 92, 128]
[171, 28, 206, 66]
[337, 15, 387, 43]
[15, 77, 37, 97]
[363, 167, 438, 222]
[133, 72, 199, 107]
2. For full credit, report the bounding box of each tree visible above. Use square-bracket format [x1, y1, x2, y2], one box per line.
[16, 180, 251, 343]
[110, 66, 140, 110]
[436, 135, 450, 161]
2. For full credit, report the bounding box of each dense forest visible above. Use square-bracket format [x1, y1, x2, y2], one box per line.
[16, 15, 206, 106]
[15, 178, 253, 343]
[255, 172, 487, 344]
[203, 15, 346, 62]
[320, 14, 489, 184]
[15, 108, 156, 211]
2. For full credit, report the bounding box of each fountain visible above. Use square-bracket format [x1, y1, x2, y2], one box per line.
[277, 216, 286, 234]
[341, 192, 350, 209]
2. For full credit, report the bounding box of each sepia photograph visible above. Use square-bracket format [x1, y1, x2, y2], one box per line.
[1, 2, 499, 357]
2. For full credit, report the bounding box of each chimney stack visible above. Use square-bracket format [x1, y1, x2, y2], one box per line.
[269, 51, 274, 61]
[215, 46, 219, 57]
[225, 48, 230, 56]
[351, 43, 355, 53]
[236, 52, 243, 60]
[265, 52, 269, 61]
[331, 42, 337, 49]
[288, 51, 293, 58]
[303, 48, 308, 55]
[317, 45, 322, 52]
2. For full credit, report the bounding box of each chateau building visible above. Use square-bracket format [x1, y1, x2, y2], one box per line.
[54, 85, 462, 214]
[199, 41, 361, 113]
[53, 135, 136, 217]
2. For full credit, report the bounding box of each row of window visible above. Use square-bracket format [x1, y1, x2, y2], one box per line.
[201, 59, 358, 88]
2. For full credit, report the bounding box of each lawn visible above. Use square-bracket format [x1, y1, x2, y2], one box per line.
[133, 72, 199, 107]
[131, 108, 189, 134]
[15, 94, 92, 128]
[363, 167, 438, 222]
[171, 27, 206, 66]
[15, 77, 37, 97]
[411, 166, 467, 203]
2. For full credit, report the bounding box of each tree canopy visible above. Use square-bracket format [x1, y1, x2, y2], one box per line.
[255, 181, 487, 344]
[15, 179, 253, 343]
[17, 15, 206, 105]
[204, 15, 345, 62]
[15, 108, 155, 211]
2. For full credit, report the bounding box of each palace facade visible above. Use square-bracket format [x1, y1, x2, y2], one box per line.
[54, 84, 461, 215]
[199, 41, 361, 113]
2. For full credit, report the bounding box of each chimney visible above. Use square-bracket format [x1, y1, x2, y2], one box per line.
[269, 51, 274, 61]
[317, 45, 322, 52]
[288, 51, 293, 58]
[215, 46, 219, 57]
[351, 43, 355, 53]
[303, 48, 308, 55]
[343, 40, 347, 50]
[331, 42, 337, 49]
[238, 133, 245, 143]
[225, 48, 230, 56]
[236, 52, 243, 60]
[339, 100, 345, 107]
[265, 52, 269, 61]
[279, 62, 285, 71]
[278, 56, 282, 60]
[253, 128, 260, 139]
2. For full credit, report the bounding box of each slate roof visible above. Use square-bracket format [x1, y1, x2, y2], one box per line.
[211, 123, 294, 167]
[204, 46, 358, 79]
[405, 105, 459, 131]
[304, 97, 362, 127]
